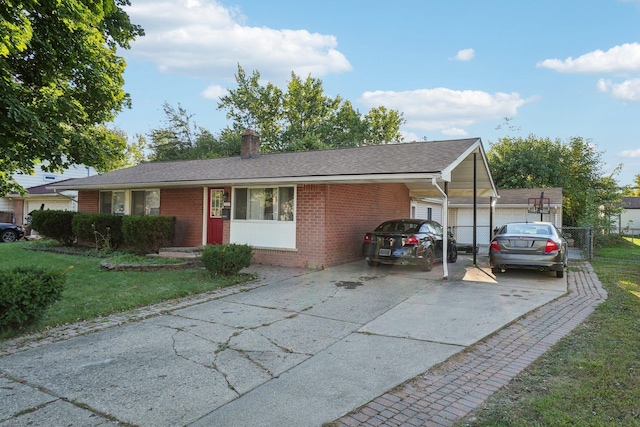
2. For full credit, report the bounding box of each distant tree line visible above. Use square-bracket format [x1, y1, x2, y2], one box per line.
[145, 65, 405, 161]
[486, 133, 627, 228]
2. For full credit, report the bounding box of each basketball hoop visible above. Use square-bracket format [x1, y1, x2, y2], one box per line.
[528, 197, 550, 214]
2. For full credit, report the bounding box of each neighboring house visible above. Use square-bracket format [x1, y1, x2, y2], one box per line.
[614, 196, 640, 234]
[0, 164, 96, 226]
[442, 187, 563, 245]
[52, 132, 498, 270]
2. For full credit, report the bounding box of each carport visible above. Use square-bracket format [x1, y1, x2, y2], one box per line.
[397, 138, 498, 278]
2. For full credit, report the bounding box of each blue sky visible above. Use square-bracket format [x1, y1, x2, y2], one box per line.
[113, 0, 640, 185]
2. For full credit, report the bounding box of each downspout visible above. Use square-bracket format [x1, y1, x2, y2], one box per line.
[431, 177, 448, 279]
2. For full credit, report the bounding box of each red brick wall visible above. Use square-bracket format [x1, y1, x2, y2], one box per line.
[78, 184, 410, 268]
[252, 183, 410, 268]
[78, 191, 99, 213]
[324, 183, 410, 267]
[160, 188, 204, 247]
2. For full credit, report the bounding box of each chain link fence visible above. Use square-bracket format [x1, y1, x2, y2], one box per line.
[560, 226, 593, 260]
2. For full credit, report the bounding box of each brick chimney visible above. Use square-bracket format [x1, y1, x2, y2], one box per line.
[241, 129, 260, 159]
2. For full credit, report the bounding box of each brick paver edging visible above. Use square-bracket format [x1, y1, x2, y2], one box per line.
[330, 262, 607, 427]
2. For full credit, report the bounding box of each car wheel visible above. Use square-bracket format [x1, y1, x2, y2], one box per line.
[447, 246, 458, 263]
[556, 269, 564, 278]
[366, 259, 379, 267]
[419, 247, 435, 272]
[491, 267, 501, 274]
[1, 230, 17, 243]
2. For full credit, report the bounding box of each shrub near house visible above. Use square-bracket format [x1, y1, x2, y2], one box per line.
[30, 210, 176, 254]
[201, 244, 253, 276]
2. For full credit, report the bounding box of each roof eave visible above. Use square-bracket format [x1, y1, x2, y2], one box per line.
[50, 172, 444, 191]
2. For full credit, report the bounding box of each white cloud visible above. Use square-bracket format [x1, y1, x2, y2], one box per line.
[597, 78, 640, 101]
[359, 88, 534, 134]
[454, 48, 474, 61]
[537, 42, 640, 74]
[124, 0, 352, 81]
[441, 127, 469, 136]
[201, 84, 227, 100]
[620, 148, 640, 157]
[400, 131, 421, 142]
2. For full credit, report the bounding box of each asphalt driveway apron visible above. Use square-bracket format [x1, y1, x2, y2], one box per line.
[1, 257, 567, 427]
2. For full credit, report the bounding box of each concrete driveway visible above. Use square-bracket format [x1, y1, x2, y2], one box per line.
[1, 255, 566, 426]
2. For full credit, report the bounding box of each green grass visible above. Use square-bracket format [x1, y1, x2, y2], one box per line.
[457, 238, 640, 426]
[596, 236, 640, 261]
[0, 241, 255, 340]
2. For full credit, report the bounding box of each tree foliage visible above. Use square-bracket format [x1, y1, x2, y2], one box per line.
[0, 0, 144, 194]
[623, 173, 640, 196]
[487, 134, 624, 227]
[217, 65, 405, 153]
[147, 102, 241, 161]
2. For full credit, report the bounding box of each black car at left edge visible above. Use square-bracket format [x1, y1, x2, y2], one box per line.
[362, 219, 457, 271]
[0, 223, 25, 243]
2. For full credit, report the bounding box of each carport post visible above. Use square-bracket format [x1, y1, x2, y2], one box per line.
[473, 153, 477, 266]
[431, 177, 449, 280]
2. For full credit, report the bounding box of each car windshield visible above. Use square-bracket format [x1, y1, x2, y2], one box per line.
[376, 221, 421, 233]
[503, 224, 552, 235]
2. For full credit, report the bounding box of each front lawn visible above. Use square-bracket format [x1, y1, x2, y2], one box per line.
[0, 241, 255, 340]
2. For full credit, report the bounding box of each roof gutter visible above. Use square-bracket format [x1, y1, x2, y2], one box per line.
[53, 189, 78, 203]
[48, 172, 443, 191]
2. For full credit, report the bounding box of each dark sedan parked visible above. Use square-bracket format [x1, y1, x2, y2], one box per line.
[490, 222, 568, 278]
[0, 223, 25, 243]
[362, 219, 457, 271]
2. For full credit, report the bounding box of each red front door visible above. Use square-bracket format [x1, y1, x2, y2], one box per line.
[207, 188, 224, 244]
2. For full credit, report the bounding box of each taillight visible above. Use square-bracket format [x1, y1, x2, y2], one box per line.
[404, 235, 419, 246]
[364, 234, 371, 243]
[490, 239, 500, 252]
[544, 239, 560, 253]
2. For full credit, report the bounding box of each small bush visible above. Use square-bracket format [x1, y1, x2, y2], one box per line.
[0, 267, 67, 329]
[201, 244, 253, 276]
[30, 210, 77, 246]
[72, 213, 124, 250]
[122, 216, 176, 253]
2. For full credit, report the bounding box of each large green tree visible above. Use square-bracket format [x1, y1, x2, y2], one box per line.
[217, 65, 404, 152]
[148, 102, 241, 161]
[487, 134, 624, 227]
[0, 0, 143, 194]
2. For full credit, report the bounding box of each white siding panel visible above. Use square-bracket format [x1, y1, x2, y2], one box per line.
[413, 202, 442, 223]
[13, 164, 96, 188]
[0, 199, 13, 211]
[230, 221, 296, 249]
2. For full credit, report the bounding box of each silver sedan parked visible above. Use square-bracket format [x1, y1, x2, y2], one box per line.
[489, 222, 568, 278]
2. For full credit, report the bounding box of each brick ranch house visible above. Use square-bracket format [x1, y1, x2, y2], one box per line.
[51, 132, 498, 270]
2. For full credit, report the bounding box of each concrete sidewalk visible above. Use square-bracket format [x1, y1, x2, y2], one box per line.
[0, 258, 603, 426]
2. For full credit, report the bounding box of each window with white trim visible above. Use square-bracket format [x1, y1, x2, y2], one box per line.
[99, 190, 160, 216]
[234, 187, 294, 221]
[100, 191, 126, 215]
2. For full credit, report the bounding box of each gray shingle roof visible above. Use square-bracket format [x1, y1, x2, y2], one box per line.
[51, 138, 480, 190]
[622, 197, 640, 209]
